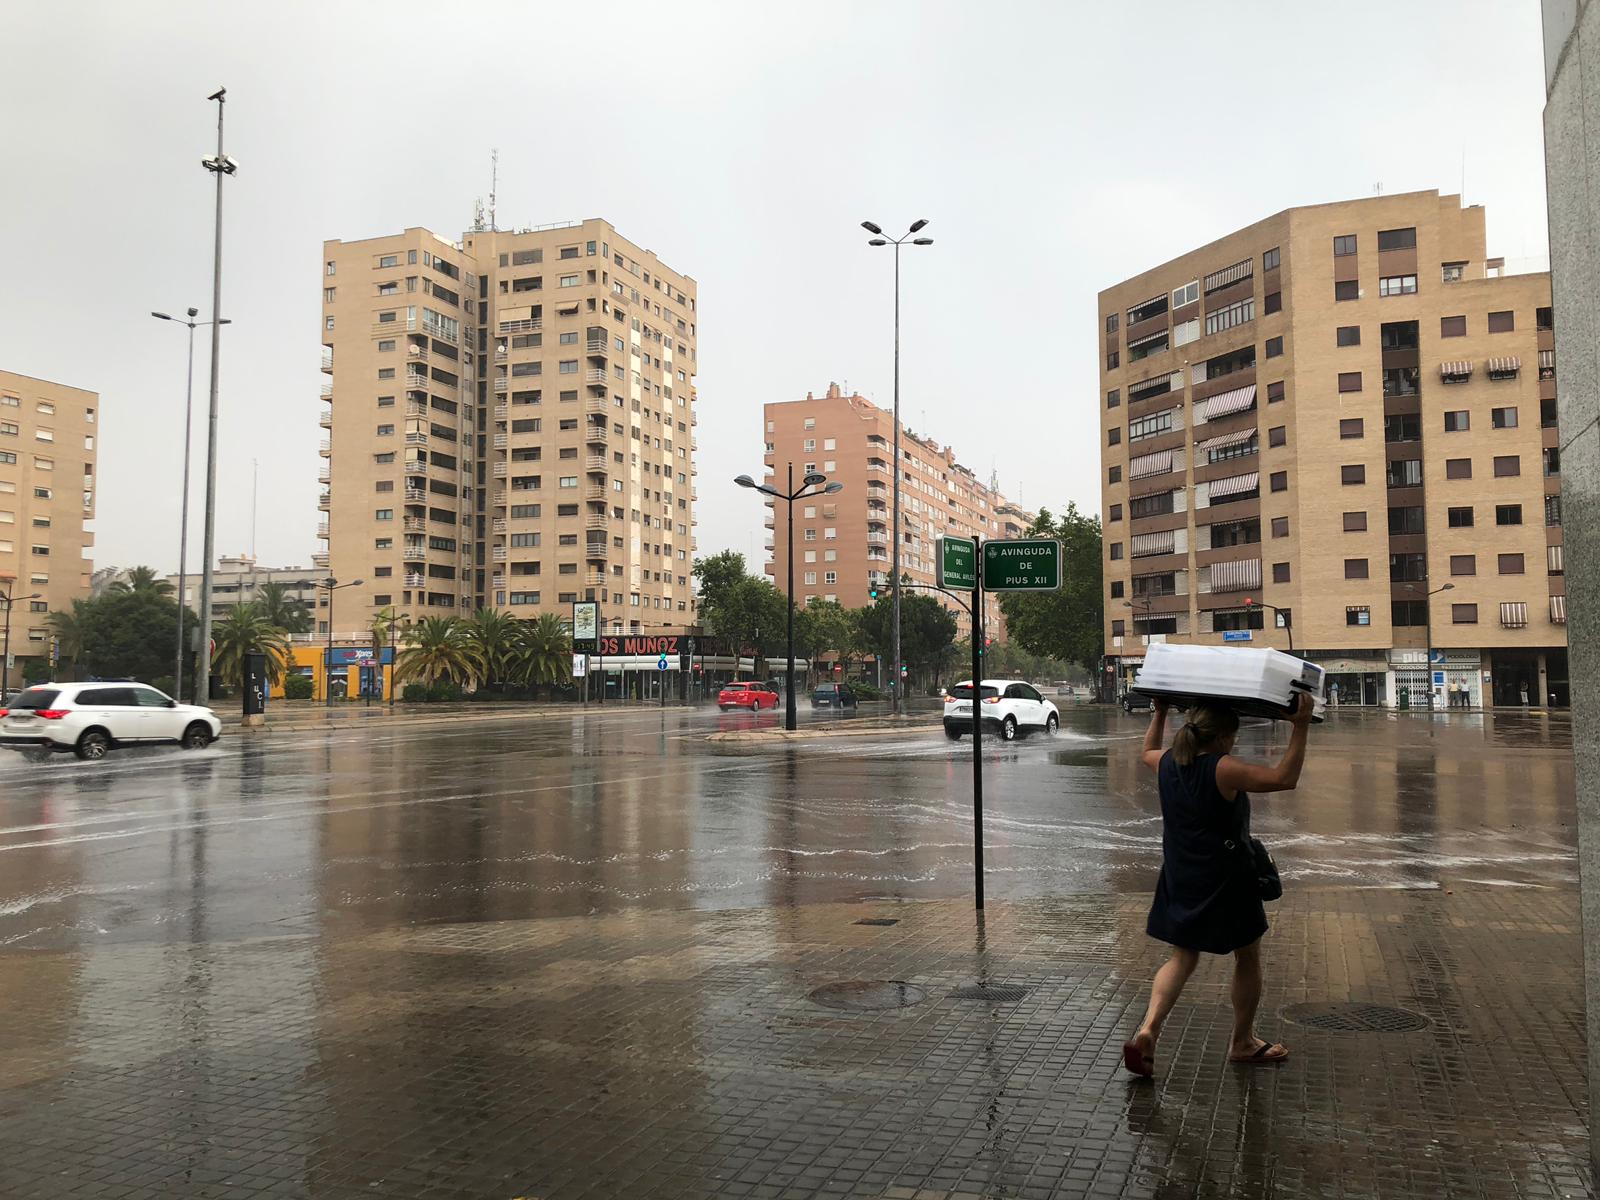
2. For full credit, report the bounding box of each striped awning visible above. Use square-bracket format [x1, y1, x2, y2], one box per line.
[1197, 383, 1257, 423]
[1132, 480, 1182, 500]
[1489, 356, 1521, 374]
[1500, 601, 1529, 628]
[1440, 360, 1473, 378]
[1130, 449, 1176, 479]
[1197, 427, 1258, 453]
[1127, 326, 1170, 349]
[1540, 349, 1556, 369]
[1549, 544, 1565, 573]
[1131, 530, 1176, 557]
[1203, 258, 1253, 292]
[1210, 558, 1262, 593]
[1129, 370, 1181, 400]
[1552, 595, 1568, 624]
[1207, 471, 1260, 499]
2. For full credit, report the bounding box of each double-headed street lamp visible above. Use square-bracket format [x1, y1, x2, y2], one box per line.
[736, 466, 843, 731]
[318, 577, 363, 705]
[862, 218, 933, 714]
[1407, 578, 1455, 709]
[1, 589, 41, 692]
[1241, 596, 1294, 653]
[152, 308, 231, 702]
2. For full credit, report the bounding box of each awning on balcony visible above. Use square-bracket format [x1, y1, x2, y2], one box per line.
[1551, 594, 1567, 624]
[1440, 360, 1473, 378]
[1130, 449, 1175, 479]
[1131, 530, 1176, 557]
[1489, 356, 1521, 375]
[1127, 326, 1170, 350]
[1197, 427, 1258, 454]
[1209, 558, 1262, 593]
[1197, 383, 1257, 423]
[1207, 471, 1259, 500]
[1549, 544, 1565, 574]
[1499, 601, 1528, 629]
[1540, 349, 1556, 370]
[1132, 481, 1182, 499]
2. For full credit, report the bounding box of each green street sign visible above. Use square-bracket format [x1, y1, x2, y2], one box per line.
[937, 536, 977, 590]
[982, 538, 1062, 591]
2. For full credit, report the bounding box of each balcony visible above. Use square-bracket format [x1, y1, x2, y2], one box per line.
[586, 570, 608, 588]
[316, 522, 330, 539]
[403, 540, 426, 560]
[585, 541, 609, 560]
[492, 518, 507, 534]
[403, 516, 425, 533]
[405, 372, 428, 392]
[320, 381, 333, 401]
[493, 433, 508, 449]
[317, 467, 331, 485]
[494, 403, 508, 419]
[490, 572, 506, 588]
[586, 368, 609, 384]
[420, 319, 456, 345]
[319, 411, 332, 429]
[492, 546, 508, 562]
[493, 377, 509, 393]
[320, 350, 333, 373]
[491, 489, 507, 507]
[586, 454, 608, 471]
[867, 532, 888, 545]
[404, 572, 426, 587]
[587, 338, 609, 355]
[586, 424, 609, 444]
[492, 462, 509, 477]
[404, 461, 427, 477]
[497, 317, 541, 334]
[586, 486, 608, 502]
[406, 343, 430, 364]
[406, 400, 429, 417]
[404, 486, 426, 503]
[311, 552, 329, 568]
[585, 514, 609, 531]
[405, 432, 428, 447]
[319, 439, 331, 457]
[585, 396, 610, 415]
[495, 345, 508, 360]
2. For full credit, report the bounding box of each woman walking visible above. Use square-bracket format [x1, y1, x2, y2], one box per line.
[1122, 694, 1313, 1077]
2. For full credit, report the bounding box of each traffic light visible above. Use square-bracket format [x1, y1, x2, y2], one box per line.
[869, 583, 880, 600]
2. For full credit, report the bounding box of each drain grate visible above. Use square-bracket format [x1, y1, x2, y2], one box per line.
[949, 984, 1030, 1003]
[1282, 1002, 1430, 1033]
[809, 980, 927, 1011]
[854, 918, 899, 927]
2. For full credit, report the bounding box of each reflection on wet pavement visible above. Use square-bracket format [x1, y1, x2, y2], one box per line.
[0, 704, 1584, 1197]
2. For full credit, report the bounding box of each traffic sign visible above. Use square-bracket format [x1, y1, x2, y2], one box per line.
[1223, 630, 1253, 642]
[657, 656, 668, 671]
[936, 535, 978, 590]
[981, 538, 1062, 591]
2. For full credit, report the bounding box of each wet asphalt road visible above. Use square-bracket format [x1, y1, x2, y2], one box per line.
[0, 702, 1576, 951]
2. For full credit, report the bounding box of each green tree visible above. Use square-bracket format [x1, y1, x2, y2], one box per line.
[513, 612, 572, 690]
[73, 589, 184, 682]
[369, 606, 400, 655]
[463, 607, 520, 686]
[995, 503, 1104, 674]
[856, 592, 959, 689]
[254, 581, 312, 635]
[111, 565, 174, 597]
[793, 598, 853, 680]
[691, 550, 748, 630]
[396, 615, 481, 688]
[718, 576, 787, 672]
[211, 604, 292, 689]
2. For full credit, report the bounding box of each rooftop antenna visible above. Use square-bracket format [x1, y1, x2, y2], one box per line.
[471, 198, 486, 232]
[489, 148, 499, 232]
[1374, 181, 1383, 196]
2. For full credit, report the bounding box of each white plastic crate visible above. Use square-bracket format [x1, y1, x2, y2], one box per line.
[1131, 642, 1326, 723]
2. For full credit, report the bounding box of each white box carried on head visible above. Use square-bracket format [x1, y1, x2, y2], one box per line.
[1131, 642, 1327, 723]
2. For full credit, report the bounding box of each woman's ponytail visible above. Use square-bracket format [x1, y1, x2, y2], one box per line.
[1171, 704, 1240, 765]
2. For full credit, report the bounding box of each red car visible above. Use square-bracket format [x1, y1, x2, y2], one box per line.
[718, 681, 780, 711]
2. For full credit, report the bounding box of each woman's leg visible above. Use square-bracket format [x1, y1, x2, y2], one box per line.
[1229, 939, 1264, 1053]
[1134, 946, 1200, 1052]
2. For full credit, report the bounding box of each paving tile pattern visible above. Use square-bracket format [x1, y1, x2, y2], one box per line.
[0, 889, 1588, 1199]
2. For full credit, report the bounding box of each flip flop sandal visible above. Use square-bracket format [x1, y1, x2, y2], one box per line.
[1122, 1039, 1155, 1078]
[1229, 1040, 1289, 1065]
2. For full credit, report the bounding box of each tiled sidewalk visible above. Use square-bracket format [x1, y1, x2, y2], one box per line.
[0, 889, 1588, 1199]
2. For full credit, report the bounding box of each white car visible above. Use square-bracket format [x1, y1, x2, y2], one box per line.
[0, 682, 222, 761]
[943, 678, 1059, 742]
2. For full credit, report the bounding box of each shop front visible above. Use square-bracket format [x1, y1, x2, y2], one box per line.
[1311, 654, 1389, 707]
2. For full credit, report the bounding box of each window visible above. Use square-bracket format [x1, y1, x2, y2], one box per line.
[1105, 313, 1119, 333]
[1550, 544, 1566, 575]
[1171, 281, 1199, 307]
[1445, 458, 1472, 480]
[1334, 280, 1360, 302]
[1339, 418, 1364, 440]
[1107, 389, 1121, 409]
[1112, 619, 1126, 637]
[1107, 350, 1119, 370]
[1450, 554, 1476, 576]
[1492, 407, 1518, 429]
[1487, 310, 1515, 333]
[1441, 315, 1466, 337]
[1264, 291, 1282, 315]
[1493, 455, 1520, 478]
[1390, 553, 1427, 582]
[1110, 581, 1125, 599]
[374, 452, 394, 464]
[559, 476, 578, 488]
[1109, 503, 1122, 521]
[1442, 262, 1466, 283]
[1498, 553, 1525, 575]
[1266, 381, 1285, 404]
[1444, 411, 1469, 432]
[1268, 426, 1286, 448]
[1448, 506, 1474, 528]
[1377, 227, 1417, 251]
[1337, 326, 1361, 347]
[1271, 516, 1290, 537]
[1344, 559, 1369, 579]
[1109, 466, 1122, 484]
[375, 509, 393, 520]
[1262, 247, 1280, 271]
[1452, 603, 1479, 624]
[804, 529, 816, 541]
[1204, 298, 1254, 337]
[1333, 235, 1357, 257]
[1272, 562, 1291, 583]
[1384, 413, 1421, 443]
[377, 424, 394, 436]
[1341, 464, 1365, 485]
[1379, 275, 1418, 297]
[1265, 336, 1283, 358]
[1343, 511, 1367, 532]
[1388, 459, 1423, 488]
[1109, 542, 1123, 561]
[1338, 372, 1362, 393]
[1270, 471, 1288, 493]
[825, 571, 837, 586]
[559, 275, 579, 287]
[1546, 447, 1562, 476]
[1393, 600, 1427, 626]
[1130, 492, 1175, 519]
[1346, 606, 1371, 627]
[1128, 410, 1174, 440]
[1547, 495, 1563, 526]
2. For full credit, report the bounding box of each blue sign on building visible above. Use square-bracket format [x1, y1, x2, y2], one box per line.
[1222, 631, 1253, 642]
[327, 646, 396, 666]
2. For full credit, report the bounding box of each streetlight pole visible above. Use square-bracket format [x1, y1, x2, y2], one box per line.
[736, 468, 843, 731]
[197, 86, 237, 706]
[1414, 579, 1455, 710]
[1, 591, 41, 693]
[863, 219, 933, 713]
[1242, 596, 1294, 653]
[319, 578, 363, 705]
[152, 309, 230, 702]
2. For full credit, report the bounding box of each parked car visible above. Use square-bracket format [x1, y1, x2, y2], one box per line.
[0, 682, 221, 761]
[718, 680, 780, 711]
[943, 678, 1059, 741]
[811, 682, 857, 709]
[1121, 689, 1154, 714]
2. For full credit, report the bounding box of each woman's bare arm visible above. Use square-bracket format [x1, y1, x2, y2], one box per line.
[1140, 700, 1169, 773]
[1216, 693, 1313, 794]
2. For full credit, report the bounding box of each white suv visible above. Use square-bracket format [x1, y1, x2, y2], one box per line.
[943, 678, 1059, 742]
[0, 682, 222, 761]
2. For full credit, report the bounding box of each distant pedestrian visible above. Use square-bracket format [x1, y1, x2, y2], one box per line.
[1328, 682, 1339, 708]
[1520, 683, 1531, 707]
[1122, 695, 1314, 1078]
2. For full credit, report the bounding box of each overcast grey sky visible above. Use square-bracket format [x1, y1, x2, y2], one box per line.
[0, 0, 1550, 578]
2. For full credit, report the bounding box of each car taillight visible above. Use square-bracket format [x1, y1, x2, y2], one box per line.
[0, 709, 8, 718]
[983, 696, 1001, 705]
[943, 695, 955, 704]
[37, 709, 69, 720]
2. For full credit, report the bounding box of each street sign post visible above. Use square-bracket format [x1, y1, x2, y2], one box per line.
[658, 654, 668, 708]
[982, 538, 1062, 591]
[936, 535, 977, 590]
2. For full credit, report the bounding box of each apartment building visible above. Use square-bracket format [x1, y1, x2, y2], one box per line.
[763, 383, 1030, 642]
[320, 219, 697, 635]
[166, 555, 323, 624]
[1099, 191, 1564, 708]
[0, 370, 98, 687]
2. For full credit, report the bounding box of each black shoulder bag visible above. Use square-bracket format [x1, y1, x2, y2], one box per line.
[1225, 826, 1282, 902]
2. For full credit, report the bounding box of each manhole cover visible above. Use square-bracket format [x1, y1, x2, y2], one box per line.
[949, 984, 1030, 1003]
[809, 980, 927, 1011]
[854, 918, 899, 927]
[1282, 1002, 1430, 1033]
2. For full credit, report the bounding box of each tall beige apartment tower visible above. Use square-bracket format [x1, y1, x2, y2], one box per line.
[763, 383, 1030, 644]
[1099, 191, 1564, 708]
[321, 220, 697, 636]
[0, 370, 99, 687]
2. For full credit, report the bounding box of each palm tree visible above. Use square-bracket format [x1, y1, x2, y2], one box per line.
[512, 613, 572, 692]
[463, 607, 520, 688]
[396, 615, 481, 688]
[370, 606, 400, 699]
[45, 599, 90, 680]
[211, 603, 291, 689]
[111, 565, 174, 597]
[254, 581, 312, 635]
